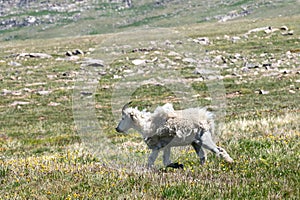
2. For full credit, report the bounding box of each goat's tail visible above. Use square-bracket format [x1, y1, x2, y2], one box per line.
[205, 109, 220, 141]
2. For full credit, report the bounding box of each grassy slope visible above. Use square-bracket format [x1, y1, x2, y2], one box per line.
[1, 0, 299, 40]
[0, 6, 300, 200]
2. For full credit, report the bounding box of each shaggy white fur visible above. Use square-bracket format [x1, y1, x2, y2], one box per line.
[116, 103, 233, 168]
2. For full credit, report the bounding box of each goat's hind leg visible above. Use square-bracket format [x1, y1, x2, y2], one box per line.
[162, 147, 172, 166]
[191, 140, 206, 165]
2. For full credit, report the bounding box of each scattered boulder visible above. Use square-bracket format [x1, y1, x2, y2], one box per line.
[246, 26, 272, 35]
[18, 53, 52, 59]
[280, 26, 289, 31]
[66, 49, 84, 56]
[81, 58, 104, 67]
[264, 27, 279, 34]
[193, 37, 210, 45]
[245, 26, 294, 37]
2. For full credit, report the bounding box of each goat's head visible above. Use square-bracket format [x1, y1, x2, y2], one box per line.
[116, 102, 138, 133]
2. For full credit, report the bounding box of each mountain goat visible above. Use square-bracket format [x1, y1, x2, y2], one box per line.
[116, 103, 233, 168]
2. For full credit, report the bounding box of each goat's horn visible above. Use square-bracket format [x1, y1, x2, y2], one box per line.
[122, 101, 132, 111]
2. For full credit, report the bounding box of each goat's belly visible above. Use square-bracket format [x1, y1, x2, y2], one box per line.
[168, 135, 195, 146]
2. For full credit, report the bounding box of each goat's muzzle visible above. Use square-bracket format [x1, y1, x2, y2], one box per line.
[115, 127, 123, 133]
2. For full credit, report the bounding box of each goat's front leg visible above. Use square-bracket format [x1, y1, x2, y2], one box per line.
[148, 149, 159, 168]
[163, 147, 172, 166]
[201, 131, 233, 163]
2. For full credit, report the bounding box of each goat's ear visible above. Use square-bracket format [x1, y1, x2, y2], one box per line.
[129, 112, 138, 121]
[129, 112, 134, 119]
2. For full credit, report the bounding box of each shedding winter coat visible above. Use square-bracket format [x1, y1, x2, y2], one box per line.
[116, 103, 233, 168]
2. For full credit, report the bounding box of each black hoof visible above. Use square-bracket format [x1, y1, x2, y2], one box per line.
[200, 157, 206, 165]
[166, 162, 184, 169]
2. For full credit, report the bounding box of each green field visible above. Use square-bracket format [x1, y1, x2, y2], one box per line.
[0, 1, 300, 199]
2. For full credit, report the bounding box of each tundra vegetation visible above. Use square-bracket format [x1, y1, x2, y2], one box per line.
[0, 0, 299, 199]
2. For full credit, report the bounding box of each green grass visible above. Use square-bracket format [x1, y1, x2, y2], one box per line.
[0, 11, 299, 199]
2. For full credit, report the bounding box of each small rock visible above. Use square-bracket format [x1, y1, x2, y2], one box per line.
[132, 59, 146, 65]
[168, 51, 181, 57]
[27, 16, 36, 24]
[280, 70, 290, 74]
[1, 89, 12, 95]
[10, 101, 30, 107]
[224, 35, 230, 40]
[25, 82, 46, 87]
[165, 40, 171, 45]
[231, 36, 241, 43]
[282, 30, 294, 36]
[245, 63, 259, 69]
[37, 90, 52, 95]
[151, 57, 158, 62]
[23, 88, 33, 93]
[234, 53, 242, 59]
[66, 51, 73, 56]
[11, 91, 22, 96]
[241, 67, 249, 73]
[182, 58, 196, 63]
[213, 55, 225, 63]
[48, 102, 61, 106]
[72, 49, 84, 55]
[9, 61, 22, 67]
[262, 63, 272, 68]
[258, 90, 269, 95]
[47, 74, 57, 79]
[113, 75, 122, 79]
[80, 91, 93, 96]
[67, 56, 80, 61]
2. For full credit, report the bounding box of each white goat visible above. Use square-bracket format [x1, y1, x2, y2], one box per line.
[116, 103, 233, 168]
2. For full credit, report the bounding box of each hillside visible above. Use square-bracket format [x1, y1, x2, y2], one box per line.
[0, 0, 299, 199]
[1, 0, 299, 40]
